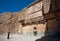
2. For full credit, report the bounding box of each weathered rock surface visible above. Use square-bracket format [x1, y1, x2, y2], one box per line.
[0, 12, 19, 35]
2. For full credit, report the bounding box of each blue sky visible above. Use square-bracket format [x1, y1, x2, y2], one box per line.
[0, 0, 35, 14]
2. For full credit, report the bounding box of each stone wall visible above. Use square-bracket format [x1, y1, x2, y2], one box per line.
[0, 12, 11, 24]
[45, 12, 59, 34]
[0, 12, 19, 35]
[18, 1, 46, 36]
[19, 23, 46, 35]
[43, 0, 60, 34]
